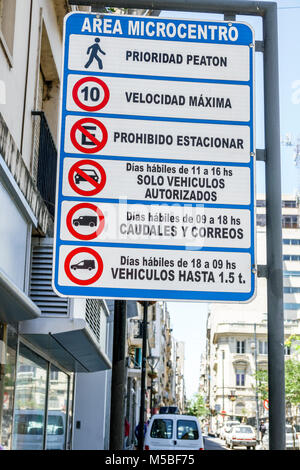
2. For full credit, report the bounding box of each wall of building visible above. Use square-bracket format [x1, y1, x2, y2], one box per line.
[203, 195, 300, 432]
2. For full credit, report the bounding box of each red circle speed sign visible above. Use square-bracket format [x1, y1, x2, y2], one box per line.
[66, 203, 105, 241]
[70, 117, 108, 154]
[64, 247, 104, 286]
[72, 77, 110, 112]
[68, 159, 106, 196]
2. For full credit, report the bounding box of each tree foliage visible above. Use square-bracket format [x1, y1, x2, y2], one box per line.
[254, 356, 300, 407]
[186, 393, 209, 418]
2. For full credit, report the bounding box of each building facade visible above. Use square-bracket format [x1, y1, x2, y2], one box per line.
[202, 195, 300, 434]
[124, 301, 183, 448]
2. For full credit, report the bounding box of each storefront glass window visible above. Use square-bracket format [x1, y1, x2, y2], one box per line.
[46, 365, 68, 450]
[66, 374, 74, 450]
[0, 327, 17, 450]
[12, 344, 47, 450]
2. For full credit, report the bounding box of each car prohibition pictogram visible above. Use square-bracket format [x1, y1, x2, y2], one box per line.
[72, 76, 110, 112]
[70, 117, 108, 153]
[68, 159, 106, 196]
[66, 202, 105, 240]
[64, 246, 104, 285]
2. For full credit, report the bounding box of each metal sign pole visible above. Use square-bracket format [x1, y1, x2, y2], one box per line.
[68, 0, 285, 450]
[109, 300, 127, 450]
[138, 301, 148, 451]
[263, 4, 285, 450]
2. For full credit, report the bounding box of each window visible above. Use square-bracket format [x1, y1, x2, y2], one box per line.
[1, 327, 17, 450]
[12, 344, 48, 450]
[282, 200, 296, 208]
[177, 420, 199, 440]
[236, 341, 245, 354]
[259, 341, 268, 355]
[283, 287, 300, 293]
[256, 200, 266, 207]
[46, 366, 69, 450]
[283, 255, 300, 262]
[283, 239, 300, 245]
[282, 216, 298, 229]
[284, 346, 291, 356]
[150, 419, 173, 439]
[236, 370, 245, 387]
[284, 303, 300, 310]
[256, 214, 266, 226]
[10, 343, 73, 451]
[0, 0, 16, 59]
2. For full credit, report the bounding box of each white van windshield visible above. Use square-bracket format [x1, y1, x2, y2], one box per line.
[150, 419, 173, 439]
[177, 420, 199, 440]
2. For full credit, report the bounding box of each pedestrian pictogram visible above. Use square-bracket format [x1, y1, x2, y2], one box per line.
[72, 76, 110, 112]
[64, 246, 104, 285]
[66, 202, 105, 240]
[85, 37, 106, 69]
[70, 117, 108, 154]
[68, 159, 106, 196]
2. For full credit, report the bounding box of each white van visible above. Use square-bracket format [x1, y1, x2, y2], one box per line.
[144, 414, 204, 450]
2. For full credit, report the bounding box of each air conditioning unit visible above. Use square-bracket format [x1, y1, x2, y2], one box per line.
[20, 238, 111, 372]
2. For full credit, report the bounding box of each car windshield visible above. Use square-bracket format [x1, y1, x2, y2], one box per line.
[150, 419, 173, 439]
[177, 420, 199, 440]
[234, 426, 253, 434]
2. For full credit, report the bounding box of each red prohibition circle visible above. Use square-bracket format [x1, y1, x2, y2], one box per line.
[68, 159, 106, 196]
[66, 203, 105, 241]
[70, 117, 108, 154]
[64, 247, 103, 286]
[72, 77, 110, 112]
[263, 399, 269, 410]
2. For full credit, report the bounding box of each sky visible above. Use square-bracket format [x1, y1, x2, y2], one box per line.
[161, 1, 300, 400]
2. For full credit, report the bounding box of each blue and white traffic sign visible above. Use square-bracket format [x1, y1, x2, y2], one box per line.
[53, 12, 256, 302]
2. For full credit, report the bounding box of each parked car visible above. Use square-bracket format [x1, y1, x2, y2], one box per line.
[220, 420, 240, 440]
[144, 414, 204, 450]
[225, 424, 257, 450]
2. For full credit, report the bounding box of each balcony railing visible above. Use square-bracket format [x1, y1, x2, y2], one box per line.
[0, 112, 52, 234]
[32, 111, 57, 217]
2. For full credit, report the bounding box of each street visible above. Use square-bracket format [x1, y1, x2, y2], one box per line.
[203, 435, 264, 451]
[203, 436, 227, 451]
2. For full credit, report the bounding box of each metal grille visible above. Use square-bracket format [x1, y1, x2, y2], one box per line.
[30, 243, 69, 316]
[32, 111, 57, 217]
[86, 299, 106, 350]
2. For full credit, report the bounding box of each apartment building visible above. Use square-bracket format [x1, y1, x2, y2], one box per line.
[125, 302, 180, 448]
[202, 195, 300, 433]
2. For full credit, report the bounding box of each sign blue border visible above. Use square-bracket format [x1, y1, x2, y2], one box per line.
[52, 13, 256, 302]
